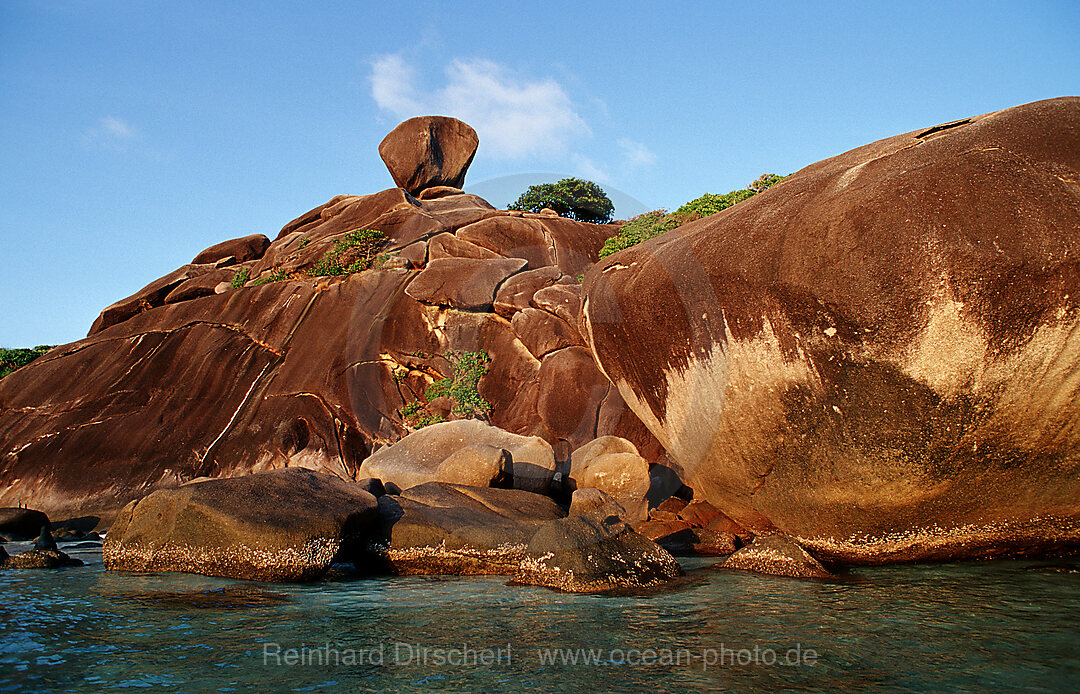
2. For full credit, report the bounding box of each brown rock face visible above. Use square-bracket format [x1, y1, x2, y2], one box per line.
[583, 97, 1080, 564]
[0, 173, 650, 520]
[378, 116, 478, 196]
[513, 515, 683, 593]
[104, 468, 379, 582]
[192, 233, 271, 265]
[373, 483, 566, 575]
[722, 534, 831, 579]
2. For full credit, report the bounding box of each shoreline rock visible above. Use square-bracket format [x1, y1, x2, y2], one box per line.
[104, 468, 379, 582]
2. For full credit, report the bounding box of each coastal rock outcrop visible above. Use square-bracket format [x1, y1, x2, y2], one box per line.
[372, 482, 566, 575]
[0, 117, 656, 522]
[513, 514, 683, 593]
[0, 507, 51, 541]
[583, 97, 1080, 563]
[103, 468, 379, 582]
[721, 534, 831, 579]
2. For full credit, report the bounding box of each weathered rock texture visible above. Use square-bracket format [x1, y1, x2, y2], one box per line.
[373, 482, 566, 575]
[0, 121, 654, 520]
[722, 534, 831, 579]
[372, 482, 681, 592]
[378, 116, 478, 196]
[358, 420, 548, 493]
[513, 515, 683, 593]
[583, 97, 1080, 564]
[103, 468, 378, 581]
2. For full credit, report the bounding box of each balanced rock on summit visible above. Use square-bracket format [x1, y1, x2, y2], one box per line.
[378, 116, 479, 196]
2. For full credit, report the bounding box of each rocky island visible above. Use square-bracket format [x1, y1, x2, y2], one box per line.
[2, 98, 1079, 589]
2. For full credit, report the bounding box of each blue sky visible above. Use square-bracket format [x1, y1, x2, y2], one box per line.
[1, 0, 1078, 347]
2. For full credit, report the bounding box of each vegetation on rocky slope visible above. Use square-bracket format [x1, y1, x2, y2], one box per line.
[0, 346, 53, 379]
[508, 178, 614, 224]
[599, 173, 787, 258]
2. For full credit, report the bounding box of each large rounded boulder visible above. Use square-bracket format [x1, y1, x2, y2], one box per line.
[583, 97, 1080, 563]
[104, 468, 379, 581]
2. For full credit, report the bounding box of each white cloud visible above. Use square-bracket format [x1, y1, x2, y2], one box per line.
[370, 55, 421, 115]
[83, 116, 137, 148]
[618, 138, 657, 168]
[100, 116, 135, 139]
[370, 55, 589, 159]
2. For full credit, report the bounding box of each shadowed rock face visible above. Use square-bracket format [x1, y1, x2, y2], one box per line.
[583, 97, 1080, 563]
[0, 125, 654, 521]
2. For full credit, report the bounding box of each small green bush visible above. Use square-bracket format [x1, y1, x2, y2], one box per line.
[423, 350, 492, 417]
[251, 270, 289, 286]
[308, 229, 387, 277]
[597, 173, 788, 258]
[750, 173, 786, 193]
[671, 189, 756, 224]
[230, 267, 250, 289]
[400, 401, 446, 429]
[598, 209, 680, 258]
[0, 345, 53, 380]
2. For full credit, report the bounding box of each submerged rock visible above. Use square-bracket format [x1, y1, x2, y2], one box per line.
[2, 548, 83, 569]
[514, 515, 683, 593]
[104, 468, 379, 582]
[722, 534, 831, 579]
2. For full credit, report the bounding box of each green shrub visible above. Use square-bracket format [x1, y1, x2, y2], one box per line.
[230, 267, 250, 289]
[508, 178, 614, 224]
[671, 189, 756, 224]
[308, 229, 387, 277]
[251, 270, 289, 286]
[423, 350, 492, 417]
[0, 345, 53, 380]
[597, 173, 787, 258]
[598, 209, 680, 258]
[400, 401, 446, 429]
[749, 173, 786, 193]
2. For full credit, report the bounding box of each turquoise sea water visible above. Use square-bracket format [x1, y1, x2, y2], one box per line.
[1, 541, 1078, 693]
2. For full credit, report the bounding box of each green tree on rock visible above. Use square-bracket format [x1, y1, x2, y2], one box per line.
[508, 177, 615, 224]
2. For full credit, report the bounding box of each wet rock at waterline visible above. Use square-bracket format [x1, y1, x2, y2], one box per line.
[0, 507, 51, 541]
[371, 482, 683, 592]
[104, 468, 379, 582]
[721, 534, 832, 579]
[513, 515, 683, 593]
[583, 97, 1080, 564]
[371, 483, 566, 575]
[0, 547, 83, 570]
